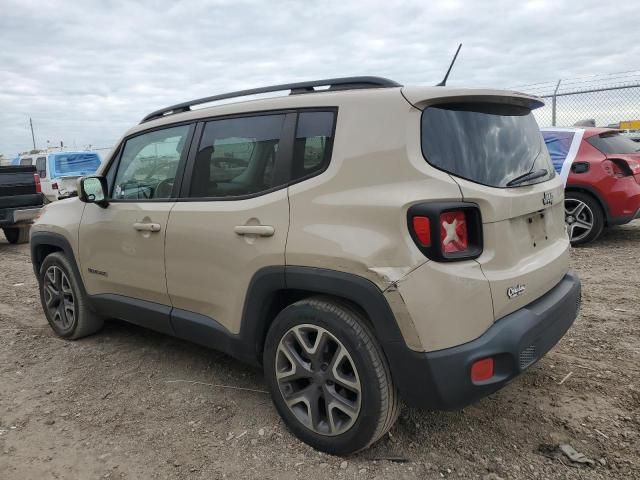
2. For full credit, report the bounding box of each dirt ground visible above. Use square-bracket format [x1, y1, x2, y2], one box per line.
[1, 224, 638, 480]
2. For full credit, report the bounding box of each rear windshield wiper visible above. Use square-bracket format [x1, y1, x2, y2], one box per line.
[506, 168, 548, 187]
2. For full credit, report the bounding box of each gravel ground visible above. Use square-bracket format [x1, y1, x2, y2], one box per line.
[1, 223, 638, 480]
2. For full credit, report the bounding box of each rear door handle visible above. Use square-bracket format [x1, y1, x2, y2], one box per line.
[234, 225, 275, 237]
[133, 222, 161, 232]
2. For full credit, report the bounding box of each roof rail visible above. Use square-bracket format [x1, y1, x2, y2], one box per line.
[140, 76, 402, 123]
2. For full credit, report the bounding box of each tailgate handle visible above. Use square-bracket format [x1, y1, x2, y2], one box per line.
[133, 222, 161, 232]
[234, 225, 275, 237]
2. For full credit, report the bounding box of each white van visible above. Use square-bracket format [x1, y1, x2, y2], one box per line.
[16, 151, 102, 202]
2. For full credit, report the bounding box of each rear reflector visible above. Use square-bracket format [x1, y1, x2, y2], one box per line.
[33, 173, 42, 193]
[440, 211, 468, 253]
[471, 357, 494, 382]
[412, 216, 431, 246]
[52, 182, 58, 190]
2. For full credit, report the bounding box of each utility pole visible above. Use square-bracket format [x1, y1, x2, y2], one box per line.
[29, 117, 36, 150]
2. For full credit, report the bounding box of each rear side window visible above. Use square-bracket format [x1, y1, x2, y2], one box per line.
[20, 157, 32, 166]
[292, 111, 335, 181]
[421, 103, 554, 188]
[36, 157, 47, 178]
[587, 132, 640, 154]
[189, 114, 286, 198]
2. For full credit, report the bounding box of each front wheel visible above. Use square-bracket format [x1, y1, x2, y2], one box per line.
[38, 252, 104, 339]
[263, 297, 400, 455]
[565, 192, 604, 245]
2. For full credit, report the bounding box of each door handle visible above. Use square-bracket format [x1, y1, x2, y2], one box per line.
[234, 225, 275, 237]
[133, 222, 161, 232]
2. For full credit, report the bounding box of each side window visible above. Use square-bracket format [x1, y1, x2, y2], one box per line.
[20, 157, 33, 166]
[36, 157, 47, 178]
[112, 125, 190, 200]
[292, 111, 335, 180]
[189, 114, 286, 198]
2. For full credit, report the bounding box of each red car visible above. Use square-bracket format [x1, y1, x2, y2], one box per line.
[542, 127, 640, 244]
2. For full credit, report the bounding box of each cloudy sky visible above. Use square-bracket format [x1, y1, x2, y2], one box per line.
[1, 0, 638, 156]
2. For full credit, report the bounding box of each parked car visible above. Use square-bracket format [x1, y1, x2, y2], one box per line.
[542, 127, 640, 244]
[30, 77, 581, 454]
[15, 151, 102, 201]
[0, 165, 44, 243]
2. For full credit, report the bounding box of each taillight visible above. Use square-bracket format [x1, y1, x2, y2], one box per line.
[440, 211, 468, 253]
[603, 159, 629, 178]
[408, 202, 482, 262]
[622, 158, 640, 175]
[33, 173, 42, 193]
[52, 182, 58, 190]
[412, 216, 431, 246]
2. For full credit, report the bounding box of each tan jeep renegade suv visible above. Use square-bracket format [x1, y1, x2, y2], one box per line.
[30, 77, 581, 455]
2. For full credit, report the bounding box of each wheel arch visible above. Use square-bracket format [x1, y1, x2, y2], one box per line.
[240, 266, 406, 364]
[30, 232, 88, 297]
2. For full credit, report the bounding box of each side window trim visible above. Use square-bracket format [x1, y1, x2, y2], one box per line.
[107, 122, 196, 202]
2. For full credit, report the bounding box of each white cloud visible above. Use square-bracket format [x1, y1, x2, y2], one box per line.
[1, 0, 638, 155]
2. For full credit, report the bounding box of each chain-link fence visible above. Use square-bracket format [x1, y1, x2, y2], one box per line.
[512, 71, 640, 128]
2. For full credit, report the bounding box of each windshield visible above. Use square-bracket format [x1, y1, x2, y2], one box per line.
[587, 132, 640, 154]
[52, 153, 101, 177]
[421, 102, 554, 188]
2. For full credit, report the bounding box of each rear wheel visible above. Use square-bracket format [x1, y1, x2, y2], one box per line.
[38, 252, 103, 339]
[2, 226, 30, 244]
[263, 297, 400, 455]
[565, 192, 604, 245]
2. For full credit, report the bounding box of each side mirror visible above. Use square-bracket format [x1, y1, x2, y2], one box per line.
[79, 176, 109, 208]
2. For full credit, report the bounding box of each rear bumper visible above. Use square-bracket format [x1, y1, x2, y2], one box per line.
[387, 271, 581, 409]
[0, 207, 42, 227]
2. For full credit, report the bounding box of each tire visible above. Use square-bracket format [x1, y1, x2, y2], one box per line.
[38, 252, 103, 339]
[565, 191, 605, 246]
[263, 296, 400, 455]
[3, 226, 30, 244]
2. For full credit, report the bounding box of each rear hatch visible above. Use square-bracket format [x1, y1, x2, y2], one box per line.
[406, 89, 569, 321]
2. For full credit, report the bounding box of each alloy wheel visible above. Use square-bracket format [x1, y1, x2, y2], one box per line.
[275, 324, 361, 436]
[43, 266, 76, 331]
[565, 198, 594, 243]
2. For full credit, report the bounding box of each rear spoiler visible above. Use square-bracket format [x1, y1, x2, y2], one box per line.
[401, 86, 544, 111]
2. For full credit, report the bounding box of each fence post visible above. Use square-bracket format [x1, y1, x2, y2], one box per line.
[551, 79, 561, 126]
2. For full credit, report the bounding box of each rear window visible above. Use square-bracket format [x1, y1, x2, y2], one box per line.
[52, 153, 101, 177]
[421, 103, 554, 188]
[587, 132, 640, 154]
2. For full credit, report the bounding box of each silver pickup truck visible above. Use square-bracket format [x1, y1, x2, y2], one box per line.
[0, 165, 45, 243]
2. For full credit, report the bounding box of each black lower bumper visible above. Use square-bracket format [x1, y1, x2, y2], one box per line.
[385, 271, 581, 409]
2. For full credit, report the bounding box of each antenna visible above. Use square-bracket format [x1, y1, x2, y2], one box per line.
[436, 43, 462, 87]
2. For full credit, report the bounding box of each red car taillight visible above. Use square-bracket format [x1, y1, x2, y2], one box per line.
[440, 211, 468, 253]
[33, 173, 42, 193]
[412, 216, 431, 246]
[603, 157, 640, 178]
[408, 202, 482, 262]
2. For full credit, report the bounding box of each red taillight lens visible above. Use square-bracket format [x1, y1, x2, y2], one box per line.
[471, 357, 494, 382]
[412, 216, 431, 246]
[624, 158, 640, 175]
[440, 211, 468, 253]
[603, 159, 626, 178]
[33, 173, 42, 193]
[51, 182, 58, 190]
